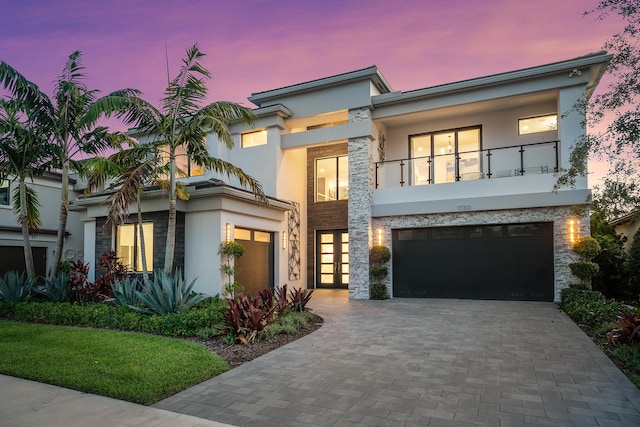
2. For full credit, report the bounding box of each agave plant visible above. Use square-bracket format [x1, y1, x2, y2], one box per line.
[0, 271, 34, 302]
[108, 276, 142, 307]
[132, 269, 206, 315]
[34, 271, 70, 302]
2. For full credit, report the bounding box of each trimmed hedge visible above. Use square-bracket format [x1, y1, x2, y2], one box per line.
[560, 286, 625, 329]
[0, 297, 227, 337]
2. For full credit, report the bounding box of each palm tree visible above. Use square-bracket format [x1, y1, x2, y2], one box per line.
[120, 44, 266, 273]
[0, 99, 52, 281]
[0, 52, 144, 280]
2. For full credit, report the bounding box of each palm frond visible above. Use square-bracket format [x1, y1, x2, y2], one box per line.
[12, 183, 41, 234]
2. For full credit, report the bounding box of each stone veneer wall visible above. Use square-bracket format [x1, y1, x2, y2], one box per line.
[348, 107, 375, 299]
[372, 205, 589, 302]
[94, 211, 185, 274]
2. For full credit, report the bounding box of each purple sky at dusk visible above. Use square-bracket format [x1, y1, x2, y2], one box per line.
[0, 0, 625, 182]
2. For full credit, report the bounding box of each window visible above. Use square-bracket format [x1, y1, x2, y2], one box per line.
[160, 145, 205, 178]
[241, 130, 267, 148]
[315, 155, 348, 202]
[519, 114, 557, 135]
[116, 223, 153, 272]
[0, 181, 9, 206]
[410, 127, 481, 184]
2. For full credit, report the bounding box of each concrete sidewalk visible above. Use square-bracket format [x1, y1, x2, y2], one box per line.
[0, 374, 233, 427]
[156, 290, 640, 427]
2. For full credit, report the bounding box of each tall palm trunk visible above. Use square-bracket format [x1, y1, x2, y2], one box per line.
[164, 151, 177, 274]
[50, 158, 69, 279]
[136, 191, 149, 281]
[18, 180, 37, 282]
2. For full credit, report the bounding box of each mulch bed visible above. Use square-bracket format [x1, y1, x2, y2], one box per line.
[195, 314, 324, 369]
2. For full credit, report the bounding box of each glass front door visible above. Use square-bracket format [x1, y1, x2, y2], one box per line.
[316, 230, 349, 288]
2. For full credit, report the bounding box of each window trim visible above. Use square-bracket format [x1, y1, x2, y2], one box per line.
[0, 180, 10, 206]
[518, 113, 558, 135]
[315, 155, 349, 203]
[241, 129, 268, 148]
[116, 222, 153, 272]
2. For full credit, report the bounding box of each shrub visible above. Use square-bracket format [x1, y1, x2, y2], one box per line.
[569, 262, 600, 281]
[224, 292, 278, 344]
[289, 287, 313, 312]
[369, 245, 390, 300]
[134, 269, 207, 315]
[370, 282, 389, 300]
[560, 287, 624, 329]
[0, 271, 33, 302]
[605, 308, 640, 347]
[108, 276, 142, 307]
[34, 272, 70, 302]
[0, 297, 228, 337]
[573, 237, 601, 260]
[259, 311, 314, 341]
[369, 245, 391, 265]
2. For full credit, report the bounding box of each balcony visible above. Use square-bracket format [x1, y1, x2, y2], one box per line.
[375, 140, 558, 189]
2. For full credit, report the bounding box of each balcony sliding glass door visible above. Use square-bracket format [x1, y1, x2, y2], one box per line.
[410, 127, 481, 184]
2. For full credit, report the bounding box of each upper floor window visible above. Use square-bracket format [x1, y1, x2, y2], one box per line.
[116, 222, 153, 272]
[0, 181, 9, 206]
[518, 114, 557, 135]
[315, 156, 348, 202]
[160, 144, 206, 178]
[410, 127, 481, 184]
[241, 130, 267, 148]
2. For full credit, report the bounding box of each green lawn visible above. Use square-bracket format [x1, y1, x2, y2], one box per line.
[0, 320, 228, 404]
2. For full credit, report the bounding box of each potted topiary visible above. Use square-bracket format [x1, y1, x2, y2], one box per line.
[569, 236, 601, 290]
[369, 245, 391, 299]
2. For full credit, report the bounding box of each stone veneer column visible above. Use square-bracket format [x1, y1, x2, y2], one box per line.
[348, 108, 374, 299]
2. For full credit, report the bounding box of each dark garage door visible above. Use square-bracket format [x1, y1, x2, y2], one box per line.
[392, 223, 554, 301]
[0, 246, 47, 279]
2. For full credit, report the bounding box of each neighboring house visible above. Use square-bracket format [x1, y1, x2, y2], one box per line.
[0, 174, 84, 278]
[611, 211, 640, 250]
[71, 52, 611, 302]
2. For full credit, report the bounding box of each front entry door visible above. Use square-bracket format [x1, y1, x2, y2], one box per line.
[316, 230, 349, 289]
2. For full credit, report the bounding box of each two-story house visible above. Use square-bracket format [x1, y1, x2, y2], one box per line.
[72, 51, 611, 302]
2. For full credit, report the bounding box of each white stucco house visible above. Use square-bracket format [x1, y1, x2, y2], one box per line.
[0, 174, 84, 278]
[68, 51, 611, 302]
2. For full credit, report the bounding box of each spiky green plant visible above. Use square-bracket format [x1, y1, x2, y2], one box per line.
[35, 272, 70, 302]
[0, 271, 33, 302]
[132, 269, 206, 315]
[108, 276, 142, 307]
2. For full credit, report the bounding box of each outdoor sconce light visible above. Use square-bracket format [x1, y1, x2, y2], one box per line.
[225, 223, 233, 242]
[282, 231, 288, 250]
[568, 219, 578, 244]
[377, 228, 383, 246]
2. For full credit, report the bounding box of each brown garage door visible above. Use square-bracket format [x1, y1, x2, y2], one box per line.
[234, 228, 274, 296]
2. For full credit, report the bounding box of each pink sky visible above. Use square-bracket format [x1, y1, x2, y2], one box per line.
[0, 0, 623, 182]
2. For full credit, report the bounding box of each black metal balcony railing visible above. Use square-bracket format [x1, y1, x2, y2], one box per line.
[374, 140, 558, 188]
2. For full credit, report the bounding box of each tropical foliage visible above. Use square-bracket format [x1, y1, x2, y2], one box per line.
[0, 51, 144, 280]
[110, 44, 265, 274]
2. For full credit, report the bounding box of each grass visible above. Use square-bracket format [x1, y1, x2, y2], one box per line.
[0, 320, 228, 404]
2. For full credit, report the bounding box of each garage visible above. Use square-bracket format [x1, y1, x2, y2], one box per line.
[392, 222, 554, 301]
[234, 228, 274, 296]
[0, 246, 47, 279]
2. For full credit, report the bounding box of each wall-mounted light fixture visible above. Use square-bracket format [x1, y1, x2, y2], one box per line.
[377, 228, 383, 246]
[225, 223, 233, 242]
[568, 219, 578, 244]
[282, 231, 288, 250]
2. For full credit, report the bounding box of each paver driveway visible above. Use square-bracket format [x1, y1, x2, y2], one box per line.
[155, 290, 640, 427]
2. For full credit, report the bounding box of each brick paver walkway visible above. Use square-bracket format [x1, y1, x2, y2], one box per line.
[154, 290, 640, 426]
